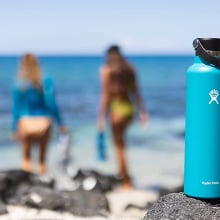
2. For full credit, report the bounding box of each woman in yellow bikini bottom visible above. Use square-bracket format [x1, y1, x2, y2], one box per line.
[110, 99, 134, 119]
[109, 98, 134, 186]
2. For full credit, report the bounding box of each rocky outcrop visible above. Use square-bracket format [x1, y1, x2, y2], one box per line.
[144, 192, 220, 220]
[0, 169, 111, 217]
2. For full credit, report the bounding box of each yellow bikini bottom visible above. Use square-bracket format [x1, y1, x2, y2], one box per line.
[110, 99, 134, 118]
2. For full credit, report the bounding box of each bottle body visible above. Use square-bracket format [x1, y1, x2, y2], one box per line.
[97, 131, 106, 161]
[184, 56, 220, 198]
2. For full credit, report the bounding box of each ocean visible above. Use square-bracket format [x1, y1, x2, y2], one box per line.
[0, 55, 192, 188]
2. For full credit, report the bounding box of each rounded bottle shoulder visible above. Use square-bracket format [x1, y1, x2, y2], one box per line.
[187, 62, 220, 75]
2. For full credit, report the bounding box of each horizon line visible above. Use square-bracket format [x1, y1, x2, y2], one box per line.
[0, 53, 194, 57]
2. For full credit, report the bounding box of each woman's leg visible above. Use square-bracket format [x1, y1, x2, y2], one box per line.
[38, 128, 51, 174]
[111, 115, 132, 189]
[21, 138, 32, 172]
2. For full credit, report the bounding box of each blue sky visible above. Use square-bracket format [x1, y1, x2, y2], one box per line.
[0, 0, 220, 55]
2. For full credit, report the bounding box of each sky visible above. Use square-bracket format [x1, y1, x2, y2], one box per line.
[0, 0, 220, 55]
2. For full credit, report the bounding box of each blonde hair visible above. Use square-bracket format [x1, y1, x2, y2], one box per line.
[18, 53, 41, 87]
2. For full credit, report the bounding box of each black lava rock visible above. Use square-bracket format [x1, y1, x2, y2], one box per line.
[0, 170, 54, 204]
[0, 170, 31, 202]
[72, 169, 121, 193]
[0, 169, 110, 217]
[0, 200, 7, 215]
[62, 190, 109, 216]
[144, 192, 220, 220]
[23, 186, 64, 210]
[22, 187, 110, 216]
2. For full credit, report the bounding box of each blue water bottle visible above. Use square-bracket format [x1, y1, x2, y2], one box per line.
[97, 131, 106, 161]
[184, 38, 220, 198]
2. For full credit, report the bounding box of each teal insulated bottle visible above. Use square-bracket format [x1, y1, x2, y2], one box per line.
[184, 38, 220, 198]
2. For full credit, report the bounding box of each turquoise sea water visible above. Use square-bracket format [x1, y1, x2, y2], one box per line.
[0, 55, 192, 188]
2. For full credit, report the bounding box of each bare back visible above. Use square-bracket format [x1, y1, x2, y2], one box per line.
[102, 63, 136, 102]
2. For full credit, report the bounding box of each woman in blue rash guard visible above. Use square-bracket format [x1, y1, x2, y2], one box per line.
[12, 54, 67, 174]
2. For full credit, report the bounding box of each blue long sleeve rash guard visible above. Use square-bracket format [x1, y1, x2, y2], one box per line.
[12, 76, 63, 132]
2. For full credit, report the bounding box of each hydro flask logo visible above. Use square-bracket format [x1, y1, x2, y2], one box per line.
[209, 89, 219, 105]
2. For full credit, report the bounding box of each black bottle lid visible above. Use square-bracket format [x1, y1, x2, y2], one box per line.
[193, 38, 220, 67]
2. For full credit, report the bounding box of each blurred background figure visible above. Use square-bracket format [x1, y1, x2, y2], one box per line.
[98, 45, 148, 189]
[11, 53, 67, 174]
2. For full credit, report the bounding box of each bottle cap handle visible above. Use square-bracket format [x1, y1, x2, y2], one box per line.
[193, 38, 220, 67]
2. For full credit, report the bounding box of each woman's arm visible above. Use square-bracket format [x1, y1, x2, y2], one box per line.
[12, 87, 20, 133]
[43, 77, 67, 132]
[98, 66, 110, 130]
[131, 70, 148, 125]
[11, 86, 23, 140]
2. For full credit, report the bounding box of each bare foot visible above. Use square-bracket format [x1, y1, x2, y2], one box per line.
[22, 159, 32, 172]
[38, 163, 47, 175]
[121, 181, 133, 190]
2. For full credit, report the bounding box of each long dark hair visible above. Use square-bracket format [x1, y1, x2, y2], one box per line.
[105, 45, 135, 93]
[106, 45, 132, 73]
